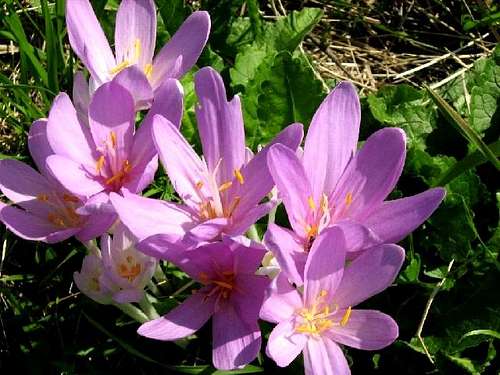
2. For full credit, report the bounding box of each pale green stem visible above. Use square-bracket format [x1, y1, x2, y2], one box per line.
[153, 263, 167, 282]
[246, 224, 260, 242]
[139, 294, 160, 320]
[81, 239, 100, 256]
[114, 302, 148, 323]
[267, 205, 277, 226]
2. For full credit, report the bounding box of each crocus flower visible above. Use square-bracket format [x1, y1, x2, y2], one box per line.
[44, 78, 183, 214]
[66, 0, 210, 108]
[137, 237, 269, 370]
[260, 227, 404, 375]
[265, 81, 445, 284]
[74, 223, 156, 304]
[0, 120, 115, 243]
[111, 67, 303, 258]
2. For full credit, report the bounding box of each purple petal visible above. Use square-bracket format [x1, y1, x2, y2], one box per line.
[187, 218, 229, 242]
[232, 274, 269, 326]
[152, 115, 207, 210]
[260, 273, 302, 324]
[115, 0, 156, 69]
[195, 67, 245, 185]
[231, 238, 267, 275]
[334, 221, 382, 257]
[228, 123, 304, 216]
[304, 226, 346, 307]
[264, 223, 306, 286]
[303, 338, 350, 375]
[113, 66, 153, 110]
[151, 11, 210, 88]
[136, 234, 187, 262]
[328, 309, 398, 350]
[333, 244, 404, 308]
[88, 81, 135, 161]
[266, 318, 307, 367]
[212, 304, 261, 370]
[75, 212, 116, 242]
[47, 93, 97, 168]
[363, 188, 446, 243]
[227, 202, 274, 237]
[331, 128, 406, 221]
[267, 144, 313, 236]
[138, 291, 215, 340]
[66, 0, 115, 84]
[0, 204, 77, 243]
[46, 155, 104, 196]
[28, 119, 53, 177]
[113, 288, 144, 304]
[109, 192, 193, 241]
[303, 81, 360, 201]
[73, 71, 90, 126]
[124, 155, 158, 194]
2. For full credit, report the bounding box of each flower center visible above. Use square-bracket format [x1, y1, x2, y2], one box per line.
[117, 255, 142, 282]
[295, 290, 352, 336]
[37, 192, 83, 228]
[95, 131, 132, 191]
[109, 38, 153, 79]
[199, 270, 236, 301]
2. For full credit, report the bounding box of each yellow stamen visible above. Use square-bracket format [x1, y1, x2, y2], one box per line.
[109, 60, 130, 75]
[63, 194, 79, 203]
[48, 213, 65, 228]
[37, 193, 49, 202]
[195, 181, 204, 190]
[96, 155, 105, 173]
[320, 290, 328, 297]
[340, 306, 352, 326]
[320, 193, 329, 213]
[306, 224, 318, 238]
[226, 196, 241, 217]
[134, 38, 141, 61]
[218, 181, 233, 192]
[212, 280, 234, 289]
[118, 262, 141, 282]
[234, 169, 244, 184]
[123, 160, 132, 173]
[144, 64, 153, 79]
[308, 196, 316, 210]
[345, 192, 353, 206]
[110, 131, 117, 148]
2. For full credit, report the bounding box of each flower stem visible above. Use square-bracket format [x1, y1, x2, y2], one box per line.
[267, 205, 277, 226]
[246, 224, 260, 242]
[139, 294, 160, 320]
[114, 303, 149, 323]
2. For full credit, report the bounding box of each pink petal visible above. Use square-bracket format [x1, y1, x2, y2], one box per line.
[260, 273, 302, 324]
[267, 144, 313, 237]
[264, 223, 306, 286]
[115, 0, 156, 69]
[226, 202, 274, 237]
[363, 188, 446, 243]
[28, 119, 53, 177]
[73, 71, 90, 126]
[66, 0, 115, 84]
[47, 93, 97, 169]
[266, 318, 307, 367]
[75, 212, 116, 242]
[212, 304, 261, 370]
[46, 155, 104, 196]
[88, 81, 135, 162]
[152, 115, 208, 211]
[333, 244, 404, 308]
[109, 192, 193, 241]
[195, 67, 245, 186]
[303, 81, 360, 202]
[328, 309, 398, 350]
[112, 66, 153, 110]
[138, 291, 215, 340]
[303, 338, 350, 375]
[151, 11, 210, 88]
[331, 128, 406, 221]
[304, 226, 346, 307]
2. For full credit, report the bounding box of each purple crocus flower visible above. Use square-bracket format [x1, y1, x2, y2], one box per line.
[44, 78, 183, 214]
[260, 227, 404, 375]
[110, 67, 303, 258]
[265, 81, 445, 284]
[0, 120, 114, 243]
[137, 237, 269, 370]
[66, 0, 210, 108]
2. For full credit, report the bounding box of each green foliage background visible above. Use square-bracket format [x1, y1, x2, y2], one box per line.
[0, 0, 498, 373]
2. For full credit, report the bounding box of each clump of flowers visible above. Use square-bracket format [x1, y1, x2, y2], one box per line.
[0, 1, 447, 374]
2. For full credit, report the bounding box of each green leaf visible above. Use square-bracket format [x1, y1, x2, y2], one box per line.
[367, 85, 436, 150]
[242, 52, 326, 147]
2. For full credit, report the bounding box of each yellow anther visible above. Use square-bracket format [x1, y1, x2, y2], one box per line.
[195, 181, 204, 190]
[340, 306, 352, 326]
[96, 155, 106, 173]
[306, 224, 318, 238]
[109, 60, 130, 75]
[320, 290, 328, 297]
[199, 272, 209, 283]
[37, 193, 49, 202]
[144, 64, 153, 79]
[320, 193, 329, 213]
[48, 213, 66, 228]
[63, 194, 79, 203]
[345, 192, 353, 206]
[226, 196, 241, 217]
[123, 159, 132, 173]
[110, 131, 117, 148]
[134, 38, 141, 61]
[234, 169, 244, 184]
[118, 262, 141, 282]
[218, 181, 233, 192]
[308, 196, 316, 210]
[212, 280, 234, 289]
